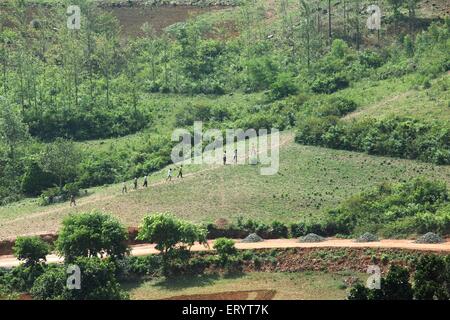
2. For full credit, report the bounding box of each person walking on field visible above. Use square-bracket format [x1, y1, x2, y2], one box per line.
[223, 151, 227, 165]
[134, 177, 138, 190]
[70, 194, 76, 207]
[166, 168, 173, 182]
[122, 181, 127, 194]
[177, 165, 183, 179]
[143, 175, 148, 188]
[233, 149, 238, 164]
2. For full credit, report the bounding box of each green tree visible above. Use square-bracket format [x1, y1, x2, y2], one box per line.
[13, 236, 50, 266]
[39, 138, 81, 190]
[380, 265, 414, 300]
[55, 211, 129, 262]
[414, 255, 449, 300]
[348, 265, 413, 300]
[31, 257, 128, 300]
[137, 213, 207, 256]
[0, 98, 29, 159]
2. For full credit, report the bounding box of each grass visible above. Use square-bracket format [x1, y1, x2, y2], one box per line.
[1, 131, 450, 239]
[123, 271, 365, 300]
[341, 73, 450, 122]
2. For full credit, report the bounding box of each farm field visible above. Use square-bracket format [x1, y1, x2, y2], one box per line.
[124, 271, 365, 300]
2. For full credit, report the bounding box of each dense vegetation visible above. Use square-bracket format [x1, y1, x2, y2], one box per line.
[306, 178, 450, 238]
[348, 255, 450, 300]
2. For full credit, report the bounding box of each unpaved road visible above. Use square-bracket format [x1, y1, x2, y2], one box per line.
[1, 238, 449, 268]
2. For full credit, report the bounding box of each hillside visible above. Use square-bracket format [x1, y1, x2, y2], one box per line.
[1, 131, 449, 239]
[0, 0, 449, 235]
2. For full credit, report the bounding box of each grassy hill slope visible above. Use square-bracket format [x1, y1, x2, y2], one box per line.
[1, 131, 449, 239]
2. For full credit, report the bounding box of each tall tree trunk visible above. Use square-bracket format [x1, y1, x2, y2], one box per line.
[328, 0, 332, 44]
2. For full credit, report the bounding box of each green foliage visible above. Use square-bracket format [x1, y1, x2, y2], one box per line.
[322, 178, 450, 237]
[21, 159, 57, 196]
[55, 211, 129, 262]
[268, 72, 298, 101]
[349, 265, 413, 300]
[13, 236, 50, 266]
[315, 97, 357, 117]
[39, 138, 81, 189]
[29, 267, 66, 300]
[213, 237, 237, 260]
[310, 75, 349, 94]
[30, 257, 128, 300]
[137, 213, 207, 254]
[380, 265, 414, 300]
[296, 116, 450, 165]
[413, 255, 450, 300]
[0, 98, 29, 158]
[270, 220, 289, 238]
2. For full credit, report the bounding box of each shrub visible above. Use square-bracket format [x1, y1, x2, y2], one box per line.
[13, 236, 50, 266]
[31, 257, 129, 300]
[268, 72, 298, 101]
[21, 160, 57, 196]
[311, 75, 349, 94]
[270, 221, 289, 238]
[320, 178, 450, 237]
[296, 116, 450, 165]
[315, 97, 357, 117]
[348, 265, 413, 300]
[213, 238, 237, 258]
[30, 267, 67, 300]
[413, 255, 449, 300]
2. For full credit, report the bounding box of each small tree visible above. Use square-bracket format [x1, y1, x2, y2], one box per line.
[348, 265, 413, 300]
[55, 211, 129, 262]
[381, 265, 414, 300]
[0, 99, 29, 160]
[39, 138, 81, 190]
[13, 236, 50, 266]
[137, 213, 207, 256]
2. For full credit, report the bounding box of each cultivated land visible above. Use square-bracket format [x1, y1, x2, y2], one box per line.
[124, 271, 365, 300]
[1, 131, 450, 239]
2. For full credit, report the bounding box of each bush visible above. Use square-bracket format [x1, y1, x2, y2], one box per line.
[21, 160, 57, 196]
[413, 255, 449, 300]
[31, 257, 128, 300]
[213, 238, 237, 258]
[270, 221, 288, 238]
[315, 97, 357, 117]
[268, 72, 298, 101]
[55, 211, 129, 262]
[310, 75, 349, 94]
[348, 265, 413, 300]
[320, 178, 450, 237]
[13, 236, 50, 266]
[30, 266, 66, 300]
[296, 116, 450, 165]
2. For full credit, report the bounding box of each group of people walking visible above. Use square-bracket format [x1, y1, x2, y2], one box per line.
[121, 165, 184, 194]
[72, 146, 256, 204]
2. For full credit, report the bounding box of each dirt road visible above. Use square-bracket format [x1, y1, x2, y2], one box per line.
[1, 238, 449, 268]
